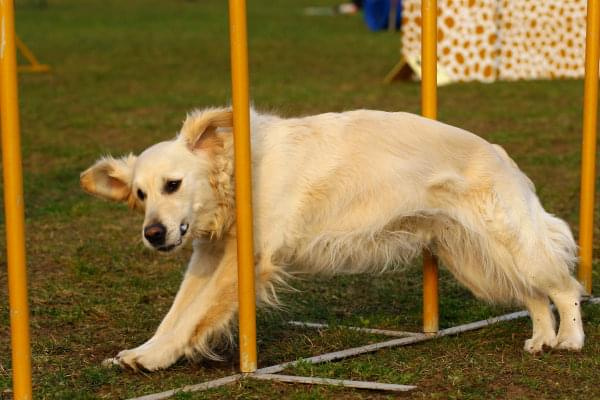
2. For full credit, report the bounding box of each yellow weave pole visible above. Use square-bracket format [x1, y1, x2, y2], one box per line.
[421, 0, 439, 334]
[578, 0, 600, 295]
[1, 0, 33, 398]
[228, 0, 258, 372]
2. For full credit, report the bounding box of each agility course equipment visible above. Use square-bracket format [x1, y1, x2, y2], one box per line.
[579, 0, 600, 293]
[228, 0, 258, 373]
[421, 0, 440, 335]
[2, 1, 599, 399]
[1, 0, 33, 399]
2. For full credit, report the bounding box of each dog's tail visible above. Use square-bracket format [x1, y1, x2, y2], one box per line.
[541, 211, 578, 275]
[495, 144, 578, 274]
[527, 207, 584, 300]
[496, 145, 581, 297]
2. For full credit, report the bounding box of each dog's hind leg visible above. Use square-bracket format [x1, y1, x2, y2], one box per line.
[546, 278, 584, 351]
[432, 218, 563, 353]
[536, 214, 584, 350]
[519, 214, 584, 351]
[522, 294, 557, 353]
[520, 266, 583, 351]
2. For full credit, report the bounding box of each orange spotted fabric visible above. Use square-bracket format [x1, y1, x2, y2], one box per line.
[401, 0, 587, 82]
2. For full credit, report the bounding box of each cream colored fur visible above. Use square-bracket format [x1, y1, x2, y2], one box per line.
[81, 107, 585, 371]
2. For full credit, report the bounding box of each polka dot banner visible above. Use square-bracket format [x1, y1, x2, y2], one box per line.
[401, 0, 588, 83]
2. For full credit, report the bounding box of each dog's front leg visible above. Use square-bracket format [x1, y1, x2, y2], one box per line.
[152, 240, 225, 338]
[104, 237, 239, 371]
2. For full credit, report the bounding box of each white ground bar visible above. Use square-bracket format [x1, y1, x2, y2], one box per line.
[252, 373, 417, 392]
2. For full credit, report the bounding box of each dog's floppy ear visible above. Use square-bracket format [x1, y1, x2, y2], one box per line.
[80, 154, 137, 202]
[180, 108, 233, 152]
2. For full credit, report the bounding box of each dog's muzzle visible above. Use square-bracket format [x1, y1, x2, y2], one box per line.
[144, 222, 189, 252]
[144, 223, 166, 247]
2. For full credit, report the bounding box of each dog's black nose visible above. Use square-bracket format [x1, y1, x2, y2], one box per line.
[144, 223, 166, 246]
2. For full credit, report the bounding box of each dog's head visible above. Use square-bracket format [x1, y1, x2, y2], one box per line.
[80, 108, 235, 252]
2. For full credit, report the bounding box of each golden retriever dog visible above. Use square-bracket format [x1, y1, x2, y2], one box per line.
[81, 107, 585, 371]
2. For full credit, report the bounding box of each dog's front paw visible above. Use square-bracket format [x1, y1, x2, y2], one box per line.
[102, 338, 183, 371]
[524, 332, 557, 353]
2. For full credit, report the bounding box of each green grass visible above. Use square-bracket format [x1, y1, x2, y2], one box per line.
[1, 0, 599, 398]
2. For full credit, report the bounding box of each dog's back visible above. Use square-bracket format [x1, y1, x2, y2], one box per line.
[252, 110, 526, 272]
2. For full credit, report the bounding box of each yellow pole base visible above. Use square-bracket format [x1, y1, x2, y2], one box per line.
[15, 36, 51, 74]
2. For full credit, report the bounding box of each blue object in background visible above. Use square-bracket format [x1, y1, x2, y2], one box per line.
[363, 0, 402, 31]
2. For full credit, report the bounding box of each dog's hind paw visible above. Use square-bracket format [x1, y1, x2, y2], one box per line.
[555, 332, 584, 351]
[555, 338, 583, 351]
[524, 333, 557, 353]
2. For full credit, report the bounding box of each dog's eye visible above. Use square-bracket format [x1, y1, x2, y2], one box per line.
[137, 189, 146, 201]
[164, 179, 181, 194]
